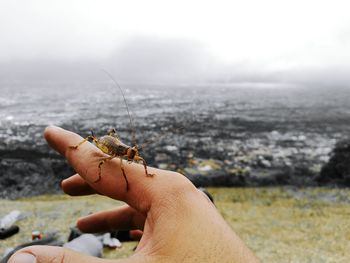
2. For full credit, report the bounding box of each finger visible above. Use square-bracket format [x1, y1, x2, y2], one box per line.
[44, 126, 197, 213]
[78, 205, 146, 233]
[61, 174, 97, 196]
[44, 126, 159, 211]
[7, 245, 114, 263]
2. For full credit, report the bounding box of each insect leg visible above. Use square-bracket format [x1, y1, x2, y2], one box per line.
[119, 157, 129, 191]
[97, 156, 129, 191]
[108, 128, 120, 139]
[69, 135, 95, 149]
[134, 156, 155, 177]
[97, 155, 116, 183]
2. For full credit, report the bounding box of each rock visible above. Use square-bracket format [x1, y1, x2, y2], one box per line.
[164, 145, 178, 152]
[183, 158, 247, 187]
[0, 114, 346, 198]
[248, 168, 291, 185]
[0, 149, 72, 199]
[154, 153, 170, 163]
[317, 139, 350, 186]
[197, 164, 213, 172]
[186, 171, 246, 187]
[227, 167, 250, 177]
[157, 163, 169, 170]
[257, 156, 272, 168]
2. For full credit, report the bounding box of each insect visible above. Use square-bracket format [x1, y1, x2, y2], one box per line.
[69, 71, 154, 191]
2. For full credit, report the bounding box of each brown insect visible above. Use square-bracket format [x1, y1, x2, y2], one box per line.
[69, 71, 154, 191]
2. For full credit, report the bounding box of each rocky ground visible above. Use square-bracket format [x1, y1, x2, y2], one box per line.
[1, 83, 350, 198]
[0, 119, 349, 199]
[319, 139, 350, 186]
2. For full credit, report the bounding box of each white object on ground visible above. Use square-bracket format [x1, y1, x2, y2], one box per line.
[103, 233, 122, 248]
[64, 234, 103, 257]
[0, 210, 21, 229]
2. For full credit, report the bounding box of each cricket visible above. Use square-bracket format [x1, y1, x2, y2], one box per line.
[69, 71, 155, 191]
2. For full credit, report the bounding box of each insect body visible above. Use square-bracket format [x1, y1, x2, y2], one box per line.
[95, 128, 155, 187]
[69, 71, 154, 191]
[70, 128, 154, 191]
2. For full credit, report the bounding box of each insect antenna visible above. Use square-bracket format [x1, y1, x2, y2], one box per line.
[101, 69, 137, 146]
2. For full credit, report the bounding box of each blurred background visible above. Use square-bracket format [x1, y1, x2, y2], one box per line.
[0, 1, 349, 262]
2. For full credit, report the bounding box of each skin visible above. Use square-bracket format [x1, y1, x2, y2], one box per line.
[9, 126, 261, 263]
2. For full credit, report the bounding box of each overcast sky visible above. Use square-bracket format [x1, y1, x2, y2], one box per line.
[1, 0, 350, 85]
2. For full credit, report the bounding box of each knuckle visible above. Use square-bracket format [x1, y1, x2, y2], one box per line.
[164, 172, 197, 197]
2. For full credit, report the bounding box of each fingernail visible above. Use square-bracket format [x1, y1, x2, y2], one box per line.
[9, 253, 36, 263]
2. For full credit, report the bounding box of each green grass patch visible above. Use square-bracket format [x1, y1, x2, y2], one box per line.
[1, 187, 349, 262]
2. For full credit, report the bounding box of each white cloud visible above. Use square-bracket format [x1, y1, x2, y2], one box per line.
[0, 0, 349, 84]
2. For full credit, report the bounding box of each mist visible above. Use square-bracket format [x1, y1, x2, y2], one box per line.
[1, 36, 349, 88]
[1, 1, 350, 87]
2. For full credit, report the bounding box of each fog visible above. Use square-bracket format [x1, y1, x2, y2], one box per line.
[1, 0, 350, 87]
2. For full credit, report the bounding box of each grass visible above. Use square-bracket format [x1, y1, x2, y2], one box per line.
[0, 187, 349, 262]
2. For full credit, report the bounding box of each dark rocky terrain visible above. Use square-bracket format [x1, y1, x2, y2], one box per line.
[318, 139, 350, 186]
[1, 82, 350, 198]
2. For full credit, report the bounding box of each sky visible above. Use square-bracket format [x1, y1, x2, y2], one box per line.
[0, 0, 350, 85]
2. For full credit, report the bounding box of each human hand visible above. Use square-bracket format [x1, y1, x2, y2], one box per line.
[9, 126, 260, 263]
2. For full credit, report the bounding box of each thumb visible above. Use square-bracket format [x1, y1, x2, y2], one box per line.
[7, 245, 131, 263]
